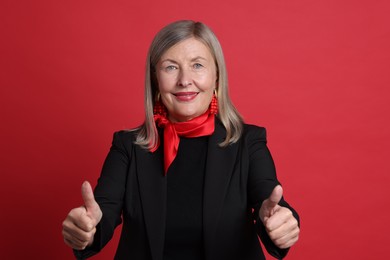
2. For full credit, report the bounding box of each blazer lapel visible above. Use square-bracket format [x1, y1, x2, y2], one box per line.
[203, 119, 240, 257]
[136, 145, 166, 260]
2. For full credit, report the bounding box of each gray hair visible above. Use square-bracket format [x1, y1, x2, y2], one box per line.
[134, 20, 243, 150]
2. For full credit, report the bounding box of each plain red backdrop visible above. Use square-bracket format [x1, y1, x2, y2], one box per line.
[1, 0, 389, 259]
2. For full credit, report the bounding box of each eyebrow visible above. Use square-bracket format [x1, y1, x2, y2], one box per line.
[160, 59, 178, 64]
[191, 56, 208, 62]
[160, 56, 208, 64]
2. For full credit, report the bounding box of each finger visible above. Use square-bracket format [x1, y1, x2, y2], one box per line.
[267, 217, 299, 240]
[81, 181, 97, 212]
[64, 237, 88, 250]
[62, 229, 89, 249]
[63, 218, 96, 242]
[271, 229, 300, 249]
[66, 207, 95, 232]
[265, 207, 294, 231]
[62, 221, 92, 250]
[279, 233, 300, 249]
[265, 209, 299, 248]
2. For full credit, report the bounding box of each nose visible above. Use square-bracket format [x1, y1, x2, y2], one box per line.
[177, 68, 192, 87]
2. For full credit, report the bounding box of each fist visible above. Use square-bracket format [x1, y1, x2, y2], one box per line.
[259, 185, 300, 249]
[62, 181, 102, 250]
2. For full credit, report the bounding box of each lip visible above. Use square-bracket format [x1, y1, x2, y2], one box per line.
[173, 92, 199, 101]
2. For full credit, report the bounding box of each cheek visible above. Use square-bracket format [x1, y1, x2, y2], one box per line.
[196, 73, 217, 90]
[207, 67, 218, 87]
[200, 89, 214, 108]
[156, 75, 174, 93]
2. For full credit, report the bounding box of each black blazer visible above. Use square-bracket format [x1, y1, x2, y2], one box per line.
[75, 119, 299, 260]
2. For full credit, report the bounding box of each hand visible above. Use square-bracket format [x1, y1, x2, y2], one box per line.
[62, 181, 103, 250]
[259, 185, 300, 249]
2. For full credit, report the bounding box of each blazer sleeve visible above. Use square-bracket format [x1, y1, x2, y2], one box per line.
[74, 131, 131, 259]
[246, 125, 300, 259]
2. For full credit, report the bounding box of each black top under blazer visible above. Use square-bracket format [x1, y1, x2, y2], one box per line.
[75, 119, 299, 260]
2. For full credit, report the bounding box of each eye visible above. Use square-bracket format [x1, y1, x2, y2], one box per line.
[193, 63, 204, 69]
[165, 65, 177, 71]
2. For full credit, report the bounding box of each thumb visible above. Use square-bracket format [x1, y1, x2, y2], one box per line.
[266, 185, 283, 209]
[260, 185, 283, 221]
[81, 181, 101, 221]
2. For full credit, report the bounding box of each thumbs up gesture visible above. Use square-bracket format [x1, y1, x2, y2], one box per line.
[62, 181, 103, 250]
[259, 185, 300, 249]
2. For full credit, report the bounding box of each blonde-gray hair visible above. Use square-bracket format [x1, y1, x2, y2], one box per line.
[134, 20, 243, 150]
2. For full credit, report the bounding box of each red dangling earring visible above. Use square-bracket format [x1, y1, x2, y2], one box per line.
[153, 93, 167, 116]
[210, 93, 218, 115]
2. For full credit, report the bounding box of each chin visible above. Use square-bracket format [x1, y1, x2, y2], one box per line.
[169, 105, 209, 122]
[175, 114, 197, 122]
[169, 111, 198, 122]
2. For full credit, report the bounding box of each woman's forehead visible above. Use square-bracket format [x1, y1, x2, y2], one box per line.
[160, 37, 213, 61]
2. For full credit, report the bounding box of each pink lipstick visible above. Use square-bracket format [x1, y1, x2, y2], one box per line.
[173, 92, 199, 101]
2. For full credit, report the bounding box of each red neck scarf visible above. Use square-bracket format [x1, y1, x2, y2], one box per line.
[151, 109, 216, 175]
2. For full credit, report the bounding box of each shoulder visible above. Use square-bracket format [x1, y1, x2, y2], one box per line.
[113, 129, 138, 142]
[242, 123, 267, 143]
[109, 129, 139, 153]
[241, 124, 271, 157]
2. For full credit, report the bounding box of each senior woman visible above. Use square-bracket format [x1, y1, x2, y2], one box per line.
[62, 20, 300, 260]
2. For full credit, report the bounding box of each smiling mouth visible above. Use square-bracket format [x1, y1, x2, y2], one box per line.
[173, 92, 199, 101]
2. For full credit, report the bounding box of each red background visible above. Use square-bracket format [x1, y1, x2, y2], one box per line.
[1, 0, 389, 259]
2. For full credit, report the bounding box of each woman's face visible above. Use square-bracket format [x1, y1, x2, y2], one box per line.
[156, 37, 217, 122]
